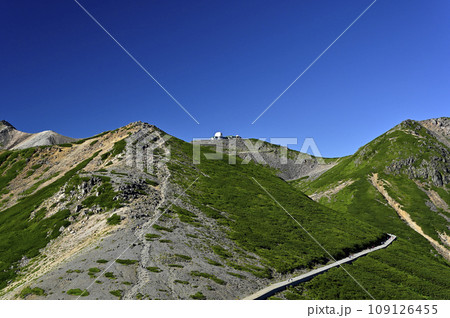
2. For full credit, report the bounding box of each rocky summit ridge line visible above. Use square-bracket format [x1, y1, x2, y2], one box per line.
[0, 118, 448, 300]
[0, 120, 76, 150]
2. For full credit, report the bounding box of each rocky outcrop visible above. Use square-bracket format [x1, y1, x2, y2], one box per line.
[419, 117, 450, 148]
[383, 119, 450, 187]
[0, 121, 30, 149]
[0, 120, 15, 129]
[385, 155, 449, 187]
[0, 120, 77, 150]
[1, 122, 272, 300]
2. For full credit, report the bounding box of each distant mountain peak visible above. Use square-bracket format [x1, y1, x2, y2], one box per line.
[0, 121, 76, 150]
[418, 117, 450, 148]
[0, 120, 16, 130]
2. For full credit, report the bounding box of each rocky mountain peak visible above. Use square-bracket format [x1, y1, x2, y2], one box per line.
[419, 117, 450, 148]
[0, 120, 16, 130]
[0, 121, 76, 150]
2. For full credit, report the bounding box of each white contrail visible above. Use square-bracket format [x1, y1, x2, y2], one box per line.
[73, 0, 200, 124]
[252, 0, 378, 124]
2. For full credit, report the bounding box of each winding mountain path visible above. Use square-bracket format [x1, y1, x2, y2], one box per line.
[124, 129, 172, 300]
[243, 234, 397, 300]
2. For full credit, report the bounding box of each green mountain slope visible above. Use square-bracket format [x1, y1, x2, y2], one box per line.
[280, 118, 450, 299]
[0, 122, 387, 299]
[167, 136, 384, 273]
[0, 119, 448, 299]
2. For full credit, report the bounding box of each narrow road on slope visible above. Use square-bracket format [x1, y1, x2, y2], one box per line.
[243, 234, 397, 300]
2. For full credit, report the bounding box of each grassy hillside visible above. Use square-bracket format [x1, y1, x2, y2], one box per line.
[1, 119, 448, 299]
[295, 119, 449, 243]
[280, 119, 450, 299]
[167, 137, 385, 274]
[0, 126, 133, 294]
[0, 123, 387, 299]
[0, 151, 100, 289]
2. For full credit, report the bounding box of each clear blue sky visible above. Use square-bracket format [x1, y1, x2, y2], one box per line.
[1, 0, 449, 157]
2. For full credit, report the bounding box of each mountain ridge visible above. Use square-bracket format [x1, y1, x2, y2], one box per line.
[0, 120, 77, 150]
[0, 117, 449, 300]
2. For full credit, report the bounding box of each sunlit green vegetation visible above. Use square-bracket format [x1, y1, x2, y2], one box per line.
[21, 172, 60, 196]
[277, 121, 450, 299]
[190, 271, 225, 285]
[116, 259, 138, 265]
[145, 233, 161, 241]
[104, 272, 116, 279]
[227, 272, 246, 279]
[146, 266, 162, 273]
[205, 258, 223, 267]
[174, 254, 192, 261]
[67, 289, 89, 297]
[172, 205, 200, 226]
[279, 237, 450, 299]
[167, 131, 450, 299]
[174, 280, 189, 285]
[145, 179, 159, 187]
[167, 137, 384, 275]
[0, 151, 99, 289]
[82, 181, 123, 211]
[106, 213, 121, 225]
[111, 139, 126, 157]
[96, 259, 108, 264]
[211, 245, 232, 259]
[100, 138, 127, 162]
[190, 291, 206, 300]
[110, 289, 123, 299]
[88, 267, 100, 278]
[0, 148, 35, 194]
[19, 286, 46, 298]
[152, 224, 173, 232]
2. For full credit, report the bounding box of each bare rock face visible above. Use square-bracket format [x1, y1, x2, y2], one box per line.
[0, 120, 77, 150]
[379, 119, 450, 187]
[385, 155, 449, 187]
[0, 120, 29, 149]
[1, 118, 449, 300]
[0, 120, 15, 129]
[192, 139, 337, 181]
[419, 117, 450, 148]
